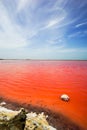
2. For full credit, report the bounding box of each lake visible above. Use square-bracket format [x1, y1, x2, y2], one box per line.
[0, 60, 87, 129]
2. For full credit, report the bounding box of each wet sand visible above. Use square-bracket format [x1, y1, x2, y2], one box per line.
[0, 97, 85, 130]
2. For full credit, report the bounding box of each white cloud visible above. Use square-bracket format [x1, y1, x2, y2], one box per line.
[75, 21, 87, 28]
[41, 7, 67, 30]
[68, 32, 81, 38]
[0, 1, 74, 50]
[46, 19, 59, 28]
[47, 38, 65, 46]
[43, 17, 65, 29]
[0, 0, 87, 59]
[53, 0, 68, 9]
[17, 0, 30, 12]
[17, 0, 38, 12]
[68, 30, 87, 38]
[0, 1, 27, 49]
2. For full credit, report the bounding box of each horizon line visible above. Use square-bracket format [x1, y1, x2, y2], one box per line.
[0, 59, 87, 61]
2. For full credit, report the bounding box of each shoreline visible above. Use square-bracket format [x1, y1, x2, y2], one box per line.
[0, 97, 85, 130]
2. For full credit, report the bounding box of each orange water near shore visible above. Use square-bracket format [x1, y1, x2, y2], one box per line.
[0, 60, 87, 129]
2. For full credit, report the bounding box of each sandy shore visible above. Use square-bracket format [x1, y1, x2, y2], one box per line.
[0, 97, 85, 130]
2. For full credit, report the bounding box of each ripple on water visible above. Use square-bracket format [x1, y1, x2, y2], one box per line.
[0, 60, 87, 129]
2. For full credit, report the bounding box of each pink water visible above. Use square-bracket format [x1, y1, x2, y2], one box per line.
[0, 60, 87, 129]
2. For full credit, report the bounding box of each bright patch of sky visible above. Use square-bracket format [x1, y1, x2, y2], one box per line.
[0, 0, 87, 59]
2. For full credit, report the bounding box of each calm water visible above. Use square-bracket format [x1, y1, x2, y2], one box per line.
[0, 60, 87, 129]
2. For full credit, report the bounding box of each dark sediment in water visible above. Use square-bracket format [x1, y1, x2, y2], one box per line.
[0, 97, 85, 130]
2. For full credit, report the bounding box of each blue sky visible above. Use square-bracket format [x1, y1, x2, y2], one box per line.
[0, 0, 87, 59]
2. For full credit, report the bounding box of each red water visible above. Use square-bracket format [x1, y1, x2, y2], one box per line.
[0, 60, 87, 129]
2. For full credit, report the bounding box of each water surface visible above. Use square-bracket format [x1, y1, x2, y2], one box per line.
[0, 60, 87, 129]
